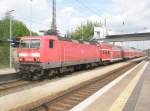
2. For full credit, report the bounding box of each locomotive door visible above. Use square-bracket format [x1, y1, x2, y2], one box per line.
[62, 46, 66, 66]
[46, 39, 62, 68]
[61, 45, 70, 67]
[60, 41, 72, 67]
[98, 45, 102, 62]
[60, 41, 66, 67]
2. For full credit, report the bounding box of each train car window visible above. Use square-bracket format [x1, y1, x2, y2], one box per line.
[49, 40, 54, 48]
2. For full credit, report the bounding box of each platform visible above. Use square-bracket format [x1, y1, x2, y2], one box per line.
[124, 61, 150, 111]
[71, 61, 150, 111]
[0, 68, 18, 84]
[0, 68, 16, 75]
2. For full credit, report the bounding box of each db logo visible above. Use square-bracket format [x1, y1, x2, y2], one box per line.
[81, 50, 84, 54]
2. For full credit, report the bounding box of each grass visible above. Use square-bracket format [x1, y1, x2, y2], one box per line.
[0, 64, 9, 69]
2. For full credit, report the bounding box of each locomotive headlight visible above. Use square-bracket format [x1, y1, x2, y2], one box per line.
[31, 53, 40, 57]
[19, 53, 28, 57]
[19, 58, 25, 61]
[19, 58, 22, 61]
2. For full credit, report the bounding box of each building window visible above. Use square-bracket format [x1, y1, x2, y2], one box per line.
[49, 40, 54, 48]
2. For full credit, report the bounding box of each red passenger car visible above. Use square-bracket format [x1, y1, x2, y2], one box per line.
[99, 43, 112, 62]
[99, 43, 122, 62]
[122, 48, 144, 59]
[110, 46, 122, 62]
[122, 48, 134, 59]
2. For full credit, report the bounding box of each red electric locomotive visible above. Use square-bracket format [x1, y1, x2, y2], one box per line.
[17, 35, 100, 80]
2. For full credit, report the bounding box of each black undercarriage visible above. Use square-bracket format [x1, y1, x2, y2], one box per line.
[17, 62, 101, 80]
[18, 63, 44, 80]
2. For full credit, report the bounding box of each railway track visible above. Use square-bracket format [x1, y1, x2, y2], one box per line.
[30, 62, 139, 111]
[0, 72, 20, 85]
[0, 63, 127, 94]
[0, 79, 31, 92]
[0, 58, 145, 94]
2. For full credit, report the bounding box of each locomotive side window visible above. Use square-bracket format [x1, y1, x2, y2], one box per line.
[49, 40, 54, 48]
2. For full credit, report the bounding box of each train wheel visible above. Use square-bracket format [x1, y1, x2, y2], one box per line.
[48, 70, 55, 79]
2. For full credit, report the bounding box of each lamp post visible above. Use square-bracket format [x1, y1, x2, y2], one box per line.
[30, 0, 33, 36]
[7, 10, 15, 68]
[81, 24, 83, 40]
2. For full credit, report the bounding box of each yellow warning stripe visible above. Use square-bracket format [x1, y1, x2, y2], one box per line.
[108, 62, 148, 111]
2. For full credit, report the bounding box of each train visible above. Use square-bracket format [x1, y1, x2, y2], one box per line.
[16, 35, 145, 80]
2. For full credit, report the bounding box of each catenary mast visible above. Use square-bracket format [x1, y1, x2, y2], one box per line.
[46, 0, 57, 35]
[51, 0, 57, 34]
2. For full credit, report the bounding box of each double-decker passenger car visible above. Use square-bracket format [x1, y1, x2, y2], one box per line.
[99, 43, 122, 63]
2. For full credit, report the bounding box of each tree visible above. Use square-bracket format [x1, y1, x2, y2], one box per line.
[68, 21, 102, 41]
[0, 17, 38, 68]
[0, 17, 38, 39]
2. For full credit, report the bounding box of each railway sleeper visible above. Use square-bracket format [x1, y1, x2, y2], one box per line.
[50, 102, 73, 109]
[48, 105, 68, 111]
[74, 92, 90, 97]
[60, 99, 78, 105]
[76, 91, 92, 96]
[67, 96, 83, 102]
[72, 93, 87, 98]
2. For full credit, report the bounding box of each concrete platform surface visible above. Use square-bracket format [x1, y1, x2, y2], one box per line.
[70, 61, 149, 111]
[125, 61, 150, 111]
[0, 68, 16, 75]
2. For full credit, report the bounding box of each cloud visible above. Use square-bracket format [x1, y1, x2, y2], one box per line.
[106, 0, 150, 34]
[0, 0, 150, 36]
[0, 0, 51, 33]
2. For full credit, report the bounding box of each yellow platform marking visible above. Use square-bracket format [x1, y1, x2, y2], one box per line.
[108, 62, 149, 111]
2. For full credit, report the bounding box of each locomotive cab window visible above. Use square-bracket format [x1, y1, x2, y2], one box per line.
[49, 40, 54, 48]
[31, 39, 40, 48]
[20, 39, 30, 48]
[20, 39, 40, 48]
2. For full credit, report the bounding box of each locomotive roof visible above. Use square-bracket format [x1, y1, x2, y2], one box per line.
[58, 36, 98, 45]
[20, 35, 98, 45]
[20, 35, 58, 40]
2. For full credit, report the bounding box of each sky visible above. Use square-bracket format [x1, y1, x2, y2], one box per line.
[0, 0, 150, 49]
